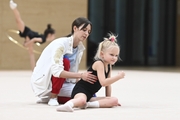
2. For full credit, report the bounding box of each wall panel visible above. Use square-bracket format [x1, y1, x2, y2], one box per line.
[0, 0, 88, 70]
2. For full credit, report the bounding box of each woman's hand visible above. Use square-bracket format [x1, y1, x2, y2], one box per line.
[81, 71, 97, 84]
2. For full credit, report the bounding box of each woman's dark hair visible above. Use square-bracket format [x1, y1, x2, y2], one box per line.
[67, 17, 92, 37]
[44, 24, 55, 38]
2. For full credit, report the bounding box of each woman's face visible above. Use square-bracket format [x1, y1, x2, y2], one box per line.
[73, 24, 91, 42]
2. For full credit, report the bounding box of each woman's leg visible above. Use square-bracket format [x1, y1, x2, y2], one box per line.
[57, 83, 75, 104]
[51, 76, 66, 98]
[57, 96, 71, 104]
[48, 56, 70, 106]
[10, 0, 25, 32]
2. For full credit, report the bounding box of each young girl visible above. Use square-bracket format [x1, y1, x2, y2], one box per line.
[56, 33, 125, 112]
[31, 17, 97, 106]
[9, 0, 55, 70]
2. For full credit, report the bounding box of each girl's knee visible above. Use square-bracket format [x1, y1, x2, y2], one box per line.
[74, 94, 87, 106]
[78, 97, 86, 105]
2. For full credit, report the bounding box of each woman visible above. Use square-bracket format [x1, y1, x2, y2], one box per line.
[10, 0, 55, 70]
[31, 17, 97, 106]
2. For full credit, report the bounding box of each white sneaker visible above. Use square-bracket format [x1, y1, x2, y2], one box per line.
[36, 97, 49, 104]
[10, 0, 17, 9]
[48, 98, 59, 106]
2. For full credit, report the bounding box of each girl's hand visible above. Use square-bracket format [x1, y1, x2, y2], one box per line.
[24, 41, 33, 47]
[81, 71, 97, 84]
[118, 71, 125, 79]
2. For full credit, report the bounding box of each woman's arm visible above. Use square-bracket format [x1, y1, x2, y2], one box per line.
[60, 70, 97, 84]
[49, 40, 97, 82]
[59, 70, 82, 79]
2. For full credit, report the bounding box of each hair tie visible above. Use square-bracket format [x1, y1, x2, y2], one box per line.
[109, 36, 115, 42]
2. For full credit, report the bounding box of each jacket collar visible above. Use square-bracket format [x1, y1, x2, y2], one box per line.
[67, 36, 85, 54]
[66, 36, 73, 54]
[77, 41, 85, 52]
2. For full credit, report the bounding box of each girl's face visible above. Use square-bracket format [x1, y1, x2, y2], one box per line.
[73, 24, 91, 42]
[101, 46, 119, 65]
[47, 33, 55, 41]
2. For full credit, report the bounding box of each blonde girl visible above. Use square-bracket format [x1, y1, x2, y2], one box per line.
[57, 33, 125, 112]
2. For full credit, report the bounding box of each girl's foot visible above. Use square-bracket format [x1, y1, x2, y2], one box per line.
[56, 104, 74, 112]
[10, 0, 17, 9]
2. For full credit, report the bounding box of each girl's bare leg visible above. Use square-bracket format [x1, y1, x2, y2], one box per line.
[10, 0, 25, 32]
[89, 96, 119, 108]
[10, 1, 35, 71]
[27, 44, 36, 71]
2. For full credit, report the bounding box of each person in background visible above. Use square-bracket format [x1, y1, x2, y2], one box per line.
[9, 0, 55, 70]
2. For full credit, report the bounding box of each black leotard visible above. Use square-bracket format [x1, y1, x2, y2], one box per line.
[71, 60, 110, 101]
[19, 26, 46, 44]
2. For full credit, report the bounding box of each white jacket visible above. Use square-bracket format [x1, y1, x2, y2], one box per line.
[31, 36, 85, 98]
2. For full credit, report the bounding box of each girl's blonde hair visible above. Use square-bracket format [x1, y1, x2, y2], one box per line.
[94, 32, 121, 60]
